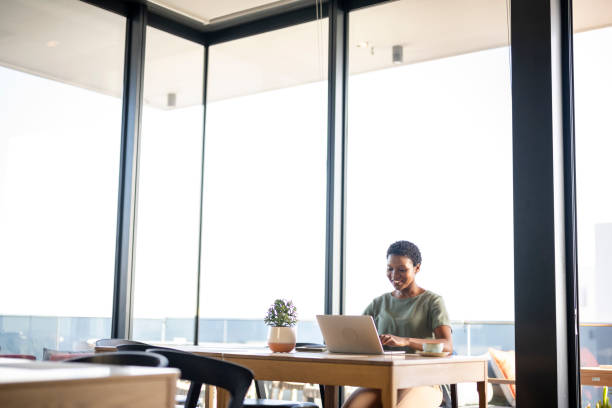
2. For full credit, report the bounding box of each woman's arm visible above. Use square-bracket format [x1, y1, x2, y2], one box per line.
[379, 325, 453, 353]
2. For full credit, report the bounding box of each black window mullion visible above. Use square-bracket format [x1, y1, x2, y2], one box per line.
[194, 44, 209, 346]
[561, 0, 581, 405]
[511, 0, 577, 405]
[325, 0, 348, 316]
[112, 2, 147, 340]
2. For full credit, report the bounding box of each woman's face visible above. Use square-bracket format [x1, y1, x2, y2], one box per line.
[386, 255, 420, 291]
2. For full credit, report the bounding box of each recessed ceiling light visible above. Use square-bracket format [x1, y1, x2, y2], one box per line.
[392, 44, 403, 64]
[46, 40, 59, 47]
[167, 92, 176, 108]
[356, 41, 369, 48]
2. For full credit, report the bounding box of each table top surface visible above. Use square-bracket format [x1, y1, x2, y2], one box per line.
[171, 345, 488, 366]
[581, 366, 612, 373]
[0, 358, 180, 386]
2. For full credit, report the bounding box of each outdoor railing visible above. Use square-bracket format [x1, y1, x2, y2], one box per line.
[1, 315, 611, 363]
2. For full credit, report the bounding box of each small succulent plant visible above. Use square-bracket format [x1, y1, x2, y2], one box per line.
[264, 299, 297, 327]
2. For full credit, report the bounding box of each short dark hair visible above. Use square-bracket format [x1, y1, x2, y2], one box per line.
[386, 240, 422, 266]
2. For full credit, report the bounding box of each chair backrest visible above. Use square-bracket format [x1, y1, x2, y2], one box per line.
[148, 349, 253, 408]
[116, 343, 176, 352]
[43, 348, 94, 361]
[95, 338, 149, 347]
[65, 351, 168, 367]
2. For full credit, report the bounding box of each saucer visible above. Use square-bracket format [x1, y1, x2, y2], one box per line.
[417, 351, 450, 357]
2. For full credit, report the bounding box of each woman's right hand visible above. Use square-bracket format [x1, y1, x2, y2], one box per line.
[379, 334, 409, 347]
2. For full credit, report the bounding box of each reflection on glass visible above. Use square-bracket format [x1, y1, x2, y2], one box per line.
[0, 0, 125, 358]
[132, 27, 204, 343]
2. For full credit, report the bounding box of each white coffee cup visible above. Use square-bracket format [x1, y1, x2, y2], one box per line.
[423, 343, 444, 353]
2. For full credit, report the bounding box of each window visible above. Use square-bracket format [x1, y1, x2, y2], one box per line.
[200, 19, 329, 345]
[0, 0, 125, 358]
[132, 27, 204, 344]
[573, 0, 612, 402]
[345, 0, 514, 358]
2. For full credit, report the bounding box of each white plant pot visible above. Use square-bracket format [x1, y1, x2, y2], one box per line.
[267, 326, 297, 352]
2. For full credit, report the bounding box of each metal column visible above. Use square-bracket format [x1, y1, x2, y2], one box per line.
[111, 3, 147, 339]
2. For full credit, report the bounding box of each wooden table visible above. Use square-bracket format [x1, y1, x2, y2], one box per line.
[174, 346, 489, 408]
[0, 357, 179, 407]
[581, 366, 612, 387]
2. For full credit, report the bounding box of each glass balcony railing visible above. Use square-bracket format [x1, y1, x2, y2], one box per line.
[1, 315, 610, 366]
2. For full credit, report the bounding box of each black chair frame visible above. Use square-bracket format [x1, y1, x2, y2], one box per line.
[149, 348, 254, 408]
[118, 343, 320, 408]
[65, 351, 168, 367]
[95, 338, 151, 347]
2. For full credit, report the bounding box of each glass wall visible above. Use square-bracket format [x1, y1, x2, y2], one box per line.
[346, 0, 514, 319]
[345, 1, 513, 403]
[573, 1, 612, 405]
[0, 0, 125, 358]
[131, 27, 204, 344]
[200, 19, 329, 345]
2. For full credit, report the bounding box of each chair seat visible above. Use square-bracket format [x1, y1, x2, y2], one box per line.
[244, 399, 318, 408]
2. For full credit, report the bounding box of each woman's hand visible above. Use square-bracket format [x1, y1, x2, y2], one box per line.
[379, 334, 409, 347]
[380, 326, 453, 353]
[382, 326, 453, 352]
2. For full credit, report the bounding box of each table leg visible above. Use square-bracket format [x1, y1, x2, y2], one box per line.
[380, 387, 397, 408]
[216, 386, 230, 408]
[323, 385, 339, 408]
[477, 381, 487, 408]
[204, 385, 214, 408]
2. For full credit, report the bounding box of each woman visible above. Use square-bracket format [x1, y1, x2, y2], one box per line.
[343, 240, 453, 408]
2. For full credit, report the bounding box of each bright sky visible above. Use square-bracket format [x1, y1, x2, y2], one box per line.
[1, 27, 612, 325]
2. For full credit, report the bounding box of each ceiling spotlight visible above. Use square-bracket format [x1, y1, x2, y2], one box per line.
[46, 40, 59, 48]
[356, 41, 369, 48]
[392, 44, 403, 64]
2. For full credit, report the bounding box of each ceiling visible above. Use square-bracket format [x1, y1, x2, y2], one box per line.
[0, 0, 126, 100]
[1, 0, 612, 109]
[148, 0, 304, 24]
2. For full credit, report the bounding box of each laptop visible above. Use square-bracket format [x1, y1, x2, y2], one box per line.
[316, 315, 405, 355]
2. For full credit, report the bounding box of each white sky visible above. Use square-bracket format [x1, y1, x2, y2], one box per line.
[1, 27, 611, 324]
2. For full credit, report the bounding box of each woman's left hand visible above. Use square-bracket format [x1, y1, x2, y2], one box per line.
[379, 334, 408, 347]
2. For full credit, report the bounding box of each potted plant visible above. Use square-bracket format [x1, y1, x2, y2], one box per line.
[265, 299, 298, 352]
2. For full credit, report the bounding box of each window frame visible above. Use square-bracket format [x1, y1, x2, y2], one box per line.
[78, 0, 581, 405]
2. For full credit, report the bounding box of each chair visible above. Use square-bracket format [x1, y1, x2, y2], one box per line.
[448, 384, 457, 408]
[65, 351, 168, 367]
[117, 344, 319, 408]
[148, 348, 253, 408]
[95, 338, 150, 347]
[488, 348, 515, 407]
[116, 344, 196, 406]
[116, 343, 176, 352]
[43, 347, 94, 361]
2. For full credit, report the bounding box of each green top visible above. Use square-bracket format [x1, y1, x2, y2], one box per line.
[363, 291, 451, 353]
